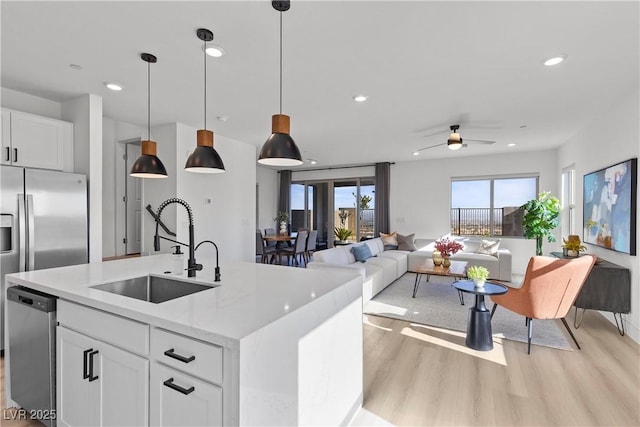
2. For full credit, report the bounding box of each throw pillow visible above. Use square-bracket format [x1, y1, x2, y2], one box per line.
[396, 233, 417, 251]
[380, 232, 398, 250]
[476, 239, 501, 257]
[351, 244, 373, 262]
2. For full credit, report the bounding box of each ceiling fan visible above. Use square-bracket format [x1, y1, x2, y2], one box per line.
[415, 124, 496, 152]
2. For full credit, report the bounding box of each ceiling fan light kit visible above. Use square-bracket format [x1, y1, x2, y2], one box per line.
[447, 125, 463, 150]
[258, 0, 303, 166]
[185, 28, 226, 173]
[130, 52, 168, 178]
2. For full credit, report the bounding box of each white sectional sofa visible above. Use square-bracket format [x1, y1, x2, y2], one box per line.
[307, 235, 512, 301]
[307, 237, 409, 301]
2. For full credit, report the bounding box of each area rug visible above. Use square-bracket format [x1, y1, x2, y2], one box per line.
[363, 273, 572, 350]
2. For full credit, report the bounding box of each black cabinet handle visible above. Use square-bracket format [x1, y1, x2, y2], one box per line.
[83, 348, 93, 379]
[163, 378, 195, 395]
[164, 348, 195, 363]
[4, 147, 9, 161]
[88, 350, 99, 382]
[13, 148, 17, 163]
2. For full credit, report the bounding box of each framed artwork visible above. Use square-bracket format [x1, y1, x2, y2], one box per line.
[583, 158, 637, 255]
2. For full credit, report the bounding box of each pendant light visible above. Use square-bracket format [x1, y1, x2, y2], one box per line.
[130, 53, 168, 178]
[185, 28, 226, 173]
[258, 0, 303, 166]
[447, 124, 463, 151]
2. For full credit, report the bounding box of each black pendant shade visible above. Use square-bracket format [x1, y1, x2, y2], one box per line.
[130, 53, 167, 178]
[258, 1, 303, 167]
[258, 114, 302, 166]
[130, 141, 168, 178]
[186, 28, 225, 174]
[185, 129, 225, 173]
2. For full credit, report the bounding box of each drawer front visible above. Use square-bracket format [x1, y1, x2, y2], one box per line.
[58, 300, 149, 355]
[151, 328, 223, 385]
[150, 362, 222, 427]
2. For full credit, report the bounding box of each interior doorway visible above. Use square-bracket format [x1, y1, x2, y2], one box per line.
[115, 138, 142, 256]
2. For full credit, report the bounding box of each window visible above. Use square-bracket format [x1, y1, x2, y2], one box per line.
[451, 175, 538, 237]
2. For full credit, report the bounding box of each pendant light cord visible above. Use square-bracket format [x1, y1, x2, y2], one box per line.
[147, 60, 151, 141]
[279, 11, 283, 115]
[204, 38, 207, 129]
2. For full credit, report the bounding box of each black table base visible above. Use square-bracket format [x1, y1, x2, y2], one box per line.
[466, 295, 494, 350]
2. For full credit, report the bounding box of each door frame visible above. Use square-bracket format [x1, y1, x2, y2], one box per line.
[115, 138, 142, 256]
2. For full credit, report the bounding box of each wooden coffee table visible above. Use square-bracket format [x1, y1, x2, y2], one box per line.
[411, 259, 468, 302]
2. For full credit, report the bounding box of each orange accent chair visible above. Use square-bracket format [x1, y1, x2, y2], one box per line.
[490, 255, 596, 354]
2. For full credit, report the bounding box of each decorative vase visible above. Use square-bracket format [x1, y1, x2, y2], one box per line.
[473, 278, 486, 289]
[432, 250, 443, 266]
[279, 221, 287, 235]
[442, 256, 451, 268]
[567, 249, 578, 257]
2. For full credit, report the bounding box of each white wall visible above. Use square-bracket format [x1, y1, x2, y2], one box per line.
[61, 94, 103, 263]
[257, 166, 278, 231]
[558, 88, 640, 343]
[1, 87, 62, 119]
[390, 150, 558, 275]
[175, 124, 257, 270]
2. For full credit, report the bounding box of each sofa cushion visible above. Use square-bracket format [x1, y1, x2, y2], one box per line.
[477, 239, 501, 257]
[380, 232, 398, 250]
[365, 256, 398, 290]
[378, 250, 409, 277]
[364, 237, 384, 255]
[397, 233, 417, 251]
[351, 244, 373, 262]
[454, 237, 482, 253]
[313, 246, 352, 265]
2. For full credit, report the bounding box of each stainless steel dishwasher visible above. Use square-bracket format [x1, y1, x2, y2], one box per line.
[7, 285, 57, 427]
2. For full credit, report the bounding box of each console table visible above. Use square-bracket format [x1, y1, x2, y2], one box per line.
[550, 252, 630, 335]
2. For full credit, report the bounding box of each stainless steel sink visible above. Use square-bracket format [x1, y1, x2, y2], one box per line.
[91, 275, 216, 303]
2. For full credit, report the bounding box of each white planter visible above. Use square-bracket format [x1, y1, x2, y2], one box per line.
[473, 278, 486, 288]
[279, 221, 288, 235]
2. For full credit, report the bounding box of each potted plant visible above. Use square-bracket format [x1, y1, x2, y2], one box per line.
[274, 211, 289, 235]
[562, 235, 587, 257]
[521, 191, 561, 256]
[334, 227, 353, 243]
[467, 265, 489, 288]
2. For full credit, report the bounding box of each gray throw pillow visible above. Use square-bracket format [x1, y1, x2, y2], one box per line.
[397, 233, 418, 251]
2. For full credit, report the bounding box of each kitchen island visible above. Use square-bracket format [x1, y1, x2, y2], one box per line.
[4, 254, 364, 426]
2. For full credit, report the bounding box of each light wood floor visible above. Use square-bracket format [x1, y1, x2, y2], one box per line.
[1, 311, 638, 426]
[363, 312, 640, 426]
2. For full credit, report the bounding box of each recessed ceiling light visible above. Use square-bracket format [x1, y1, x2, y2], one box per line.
[310, 159, 317, 165]
[508, 143, 516, 147]
[353, 95, 368, 102]
[104, 82, 123, 91]
[412, 151, 420, 156]
[69, 64, 82, 70]
[204, 44, 225, 58]
[544, 55, 567, 66]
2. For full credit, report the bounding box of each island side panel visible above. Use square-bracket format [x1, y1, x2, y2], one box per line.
[237, 276, 363, 426]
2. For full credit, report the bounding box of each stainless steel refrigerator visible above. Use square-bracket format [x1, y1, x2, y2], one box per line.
[1, 165, 88, 352]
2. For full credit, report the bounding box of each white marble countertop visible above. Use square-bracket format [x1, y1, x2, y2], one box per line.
[4, 254, 362, 348]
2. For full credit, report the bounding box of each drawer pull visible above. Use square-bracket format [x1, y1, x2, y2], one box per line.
[13, 148, 17, 163]
[5, 147, 9, 161]
[82, 348, 93, 379]
[163, 377, 195, 395]
[164, 348, 195, 363]
[88, 350, 99, 382]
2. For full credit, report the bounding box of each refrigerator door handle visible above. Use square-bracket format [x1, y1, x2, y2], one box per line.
[26, 194, 35, 271]
[17, 194, 26, 272]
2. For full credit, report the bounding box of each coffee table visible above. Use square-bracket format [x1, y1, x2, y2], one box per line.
[453, 280, 508, 351]
[411, 259, 468, 302]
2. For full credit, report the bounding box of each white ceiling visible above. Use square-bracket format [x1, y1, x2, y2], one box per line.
[2, 1, 639, 169]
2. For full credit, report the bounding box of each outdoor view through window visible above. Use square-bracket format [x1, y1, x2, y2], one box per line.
[451, 176, 538, 236]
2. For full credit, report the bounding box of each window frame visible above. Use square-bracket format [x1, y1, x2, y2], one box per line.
[450, 173, 540, 238]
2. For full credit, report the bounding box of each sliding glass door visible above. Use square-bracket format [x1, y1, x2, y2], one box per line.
[293, 177, 374, 247]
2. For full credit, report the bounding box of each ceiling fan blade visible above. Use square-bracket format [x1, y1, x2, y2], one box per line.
[463, 138, 496, 144]
[420, 129, 449, 138]
[417, 142, 446, 151]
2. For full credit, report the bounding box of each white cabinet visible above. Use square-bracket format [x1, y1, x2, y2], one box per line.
[150, 362, 223, 427]
[1, 109, 73, 171]
[150, 328, 223, 426]
[57, 326, 149, 427]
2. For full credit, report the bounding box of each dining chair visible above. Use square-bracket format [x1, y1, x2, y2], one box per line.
[490, 255, 596, 354]
[305, 229, 318, 263]
[278, 230, 308, 267]
[256, 230, 277, 264]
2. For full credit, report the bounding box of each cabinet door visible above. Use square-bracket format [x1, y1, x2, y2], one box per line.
[150, 362, 223, 427]
[10, 111, 68, 170]
[1, 109, 10, 165]
[98, 339, 149, 426]
[57, 326, 100, 427]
